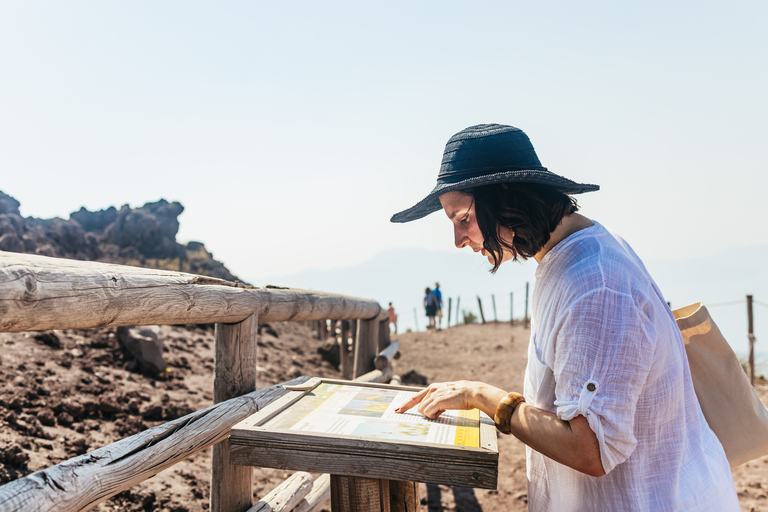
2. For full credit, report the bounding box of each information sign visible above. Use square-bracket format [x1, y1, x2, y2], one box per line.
[229, 378, 499, 489]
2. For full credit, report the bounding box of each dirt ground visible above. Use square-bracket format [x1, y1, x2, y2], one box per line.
[0, 320, 766, 511]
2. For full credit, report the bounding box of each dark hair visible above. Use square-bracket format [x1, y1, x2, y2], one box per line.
[469, 182, 579, 272]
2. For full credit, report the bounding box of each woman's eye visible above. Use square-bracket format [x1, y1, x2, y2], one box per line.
[461, 215, 470, 224]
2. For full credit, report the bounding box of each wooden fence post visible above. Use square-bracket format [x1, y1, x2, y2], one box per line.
[340, 320, 352, 380]
[477, 296, 486, 324]
[748, 295, 755, 386]
[491, 294, 497, 322]
[455, 297, 461, 326]
[378, 318, 390, 351]
[353, 317, 379, 378]
[389, 480, 420, 512]
[349, 319, 358, 379]
[447, 297, 452, 327]
[331, 475, 390, 512]
[212, 313, 259, 512]
[524, 282, 530, 328]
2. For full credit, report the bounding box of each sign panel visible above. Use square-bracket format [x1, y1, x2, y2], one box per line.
[229, 378, 499, 489]
[263, 382, 481, 447]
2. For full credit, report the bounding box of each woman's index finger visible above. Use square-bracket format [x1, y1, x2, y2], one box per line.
[395, 388, 428, 413]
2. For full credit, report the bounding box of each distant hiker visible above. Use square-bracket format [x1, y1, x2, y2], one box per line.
[388, 302, 398, 334]
[423, 287, 438, 330]
[434, 282, 443, 331]
[391, 124, 738, 511]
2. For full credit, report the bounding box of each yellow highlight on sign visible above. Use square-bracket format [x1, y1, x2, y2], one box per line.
[454, 409, 480, 447]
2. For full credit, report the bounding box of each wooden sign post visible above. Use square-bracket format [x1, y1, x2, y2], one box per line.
[229, 378, 498, 512]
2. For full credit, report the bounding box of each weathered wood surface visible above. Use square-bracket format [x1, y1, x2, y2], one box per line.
[214, 316, 259, 403]
[0, 252, 382, 332]
[355, 366, 393, 384]
[231, 425, 497, 467]
[0, 376, 310, 512]
[231, 445, 498, 489]
[253, 448, 416, 512]
[331, 476, 390, 512]
[292, 474, 331, 512]
[374, 341, 400, 371]
[388, 480, 419, 512]
[479, 415, 499, 454]
[248, 471, 313, 512]
[353, 318, 379, 378]
[340, 320, 353, 380]
[377, 316, 390, 352]
[211, 315, 259, 512]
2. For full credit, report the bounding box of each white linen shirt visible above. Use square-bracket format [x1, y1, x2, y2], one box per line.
[523, 221, 738, 511]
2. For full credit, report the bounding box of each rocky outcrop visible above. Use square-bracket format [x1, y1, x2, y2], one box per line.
[102, 200, 186, 260]
[0, 191, 239, 281]
[0, 192, 21, 216]
[70, 206, 117, 233]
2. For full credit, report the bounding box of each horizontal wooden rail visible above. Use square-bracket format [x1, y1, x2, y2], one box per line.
[248, 471, 313, 512]
[375, 341, 400, 370]
[0, 252, 382, 332]
[293, 474, 331, 512]
[0, 376, 312, 512]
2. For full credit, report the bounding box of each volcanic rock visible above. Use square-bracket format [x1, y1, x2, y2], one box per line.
[116, 326, 167, 375]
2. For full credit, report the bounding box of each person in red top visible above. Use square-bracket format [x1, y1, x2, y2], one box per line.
[387, 302, 398, 334]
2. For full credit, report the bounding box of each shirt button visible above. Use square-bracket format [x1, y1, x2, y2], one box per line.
[587, 383, 596, 392]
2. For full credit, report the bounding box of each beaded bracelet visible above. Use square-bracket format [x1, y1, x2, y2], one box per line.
[494, 392, 526, 434]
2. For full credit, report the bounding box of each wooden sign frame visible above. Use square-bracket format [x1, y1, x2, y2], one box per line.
[229, 377, 499, 489]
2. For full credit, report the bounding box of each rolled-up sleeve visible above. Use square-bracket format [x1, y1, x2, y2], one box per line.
[551, 288, 656, 474]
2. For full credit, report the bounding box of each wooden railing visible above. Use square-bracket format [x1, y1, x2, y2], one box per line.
[0, 252, 397, 512]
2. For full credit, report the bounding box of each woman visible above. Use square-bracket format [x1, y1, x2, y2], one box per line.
[390, 124, 738, 511]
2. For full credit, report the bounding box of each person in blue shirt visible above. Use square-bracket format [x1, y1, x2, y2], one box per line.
[434, 282, 443, 331]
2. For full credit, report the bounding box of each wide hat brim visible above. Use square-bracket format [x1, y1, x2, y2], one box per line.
[390, 168, 599, 223]
[390, 123, 599, 223]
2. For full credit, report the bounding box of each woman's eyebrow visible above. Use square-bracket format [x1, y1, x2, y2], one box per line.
[447, 197, 473, 220]
[448, 207, 468, 220]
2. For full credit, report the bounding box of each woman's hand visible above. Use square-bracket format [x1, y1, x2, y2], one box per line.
[395, 380, 605, 476]
[395, 381, 507, 420]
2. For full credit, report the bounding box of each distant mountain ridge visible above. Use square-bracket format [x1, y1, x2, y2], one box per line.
[0, 190, 239, 281]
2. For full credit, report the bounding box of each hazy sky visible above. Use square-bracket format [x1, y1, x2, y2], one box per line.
[2, 1, 767, 284]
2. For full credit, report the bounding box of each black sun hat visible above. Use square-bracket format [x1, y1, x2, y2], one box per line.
[390, 124, 599, 223]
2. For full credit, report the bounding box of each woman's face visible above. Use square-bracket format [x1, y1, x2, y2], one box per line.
[439, 190, 515, 265]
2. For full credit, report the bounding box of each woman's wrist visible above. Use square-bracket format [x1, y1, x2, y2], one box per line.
[472, 384, 507, 418]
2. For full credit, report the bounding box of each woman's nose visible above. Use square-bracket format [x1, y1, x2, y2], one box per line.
[454, 226, 468, 248]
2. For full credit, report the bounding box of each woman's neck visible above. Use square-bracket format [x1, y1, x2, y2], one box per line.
[534, 213, 594, 264]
